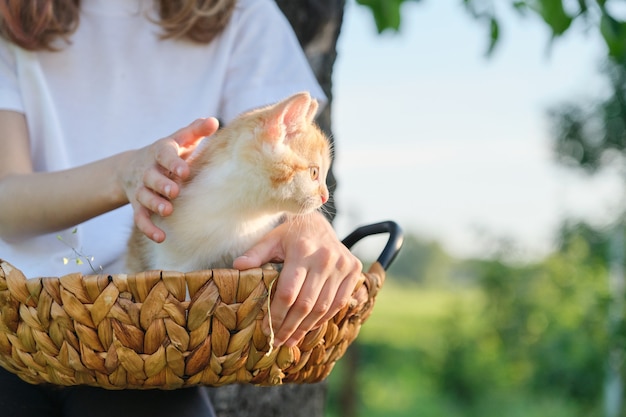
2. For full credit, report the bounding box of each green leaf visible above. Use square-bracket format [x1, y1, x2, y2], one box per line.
[512, 1, 528, 15]
[461, 1, 501, 56]
[356, 0, 420, 33]
[600, 12, 626, 61]
[529, 0, 573, 36]
[486, 17, 500, 56]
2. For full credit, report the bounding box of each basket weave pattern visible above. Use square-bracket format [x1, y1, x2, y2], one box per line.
[0, 260, 384, 389]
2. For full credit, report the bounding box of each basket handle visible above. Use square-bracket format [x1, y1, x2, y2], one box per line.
[341, 221, 403, 270]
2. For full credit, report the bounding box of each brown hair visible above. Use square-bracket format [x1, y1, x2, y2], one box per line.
[0, 0, 236, 51]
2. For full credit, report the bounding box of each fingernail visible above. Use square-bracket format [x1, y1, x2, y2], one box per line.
[164, 185, 171, 197]
[158, 203, 165, 215]
[176, 167, 184, 177]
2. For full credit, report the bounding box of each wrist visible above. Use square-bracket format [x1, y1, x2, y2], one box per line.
[109, 150, 135, 209]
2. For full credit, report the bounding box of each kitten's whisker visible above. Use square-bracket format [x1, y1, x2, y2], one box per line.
[284, 213, 304, 238]
[303, 211, 316, 235]
[318, 205, 335, 219]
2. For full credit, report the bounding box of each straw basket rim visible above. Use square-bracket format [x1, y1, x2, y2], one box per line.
[0, 260, 385, 389]
[0, 221, 402, 390]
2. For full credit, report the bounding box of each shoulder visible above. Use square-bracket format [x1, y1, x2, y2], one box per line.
[222, 0, 300, 60]
[229, 0, 291, 32]
[0, 38, 17, 78]
[0, 39, 23, 113]
[234, 0, 283, 15]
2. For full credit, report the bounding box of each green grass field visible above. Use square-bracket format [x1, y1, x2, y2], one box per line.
[326, 282, 477, 417]
[325, 281, 597, 417]
[356, 282, 482, 352]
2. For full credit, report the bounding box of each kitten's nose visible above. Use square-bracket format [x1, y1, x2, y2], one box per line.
[321, 191, 328, 205]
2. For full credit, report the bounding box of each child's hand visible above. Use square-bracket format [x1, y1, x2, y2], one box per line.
[233, 212, 363, 347]
[119, 118, 219, 242]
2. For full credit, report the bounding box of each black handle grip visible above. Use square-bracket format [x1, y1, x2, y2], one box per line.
[341, 221, 404, 270]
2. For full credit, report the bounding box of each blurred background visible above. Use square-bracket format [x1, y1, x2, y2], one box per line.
[326, 1, 626, 416]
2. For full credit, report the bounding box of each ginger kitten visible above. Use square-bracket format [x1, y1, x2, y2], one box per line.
[126, 92, 331, 272]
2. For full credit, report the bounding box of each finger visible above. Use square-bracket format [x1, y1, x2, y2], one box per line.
[135, 186, 173, 218]
[278, 270, 331, 347]
[266, 264, 307, 346]
[290, 253, 362, 346]
[278, 274, 335, 346]
[154, 140, 189, 181]
[289, 282, 335, 341]
[284, 329, 308, 348]
[310, 275, 357, 330]
[133, 204, 165, 243]
[172, 117, 220, 152]
[233, 230, 283, 270]
[313, 254, 363, 322]
[142, 167, 180, 200]
[153, 119, 218, 181]
[285, 274, 359, 347]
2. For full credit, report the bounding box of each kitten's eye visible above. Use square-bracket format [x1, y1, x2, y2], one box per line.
[310, 166, 319, 180]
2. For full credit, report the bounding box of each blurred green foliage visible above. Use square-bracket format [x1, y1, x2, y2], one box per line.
[550, 60, 626, 173]
[385, 234, 455, 286]
[357, 0, 626, 61]
[346, 2, 626, 416]
[326, 221, 621, 416]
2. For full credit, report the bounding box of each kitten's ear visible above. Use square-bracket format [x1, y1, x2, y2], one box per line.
[305, 98, 319, 124]
[265, 92, 317, 143]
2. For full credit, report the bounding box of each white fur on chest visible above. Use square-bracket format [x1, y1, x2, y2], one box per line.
[147, 163, 282, 272]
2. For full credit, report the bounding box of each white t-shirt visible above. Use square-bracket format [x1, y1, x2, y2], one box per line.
[0, 0, 326, 277]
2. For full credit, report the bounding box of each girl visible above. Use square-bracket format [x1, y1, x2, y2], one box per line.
[0, 1, 362, 415]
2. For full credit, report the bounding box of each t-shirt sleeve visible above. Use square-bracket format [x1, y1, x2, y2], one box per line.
[0, 40, 24, 112]
[219, 0, 327, 123]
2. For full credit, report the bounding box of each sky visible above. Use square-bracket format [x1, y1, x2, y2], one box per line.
[330, 0, 625, 260]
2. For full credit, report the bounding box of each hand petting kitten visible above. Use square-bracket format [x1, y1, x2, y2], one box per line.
[118, 118, 220, 243]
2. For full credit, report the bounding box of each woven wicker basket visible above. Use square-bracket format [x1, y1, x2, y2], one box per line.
[0, 221, 402, 390]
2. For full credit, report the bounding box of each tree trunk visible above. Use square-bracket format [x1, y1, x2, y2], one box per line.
[206, 1, 346, 416]
[276, 0, 345, 221]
